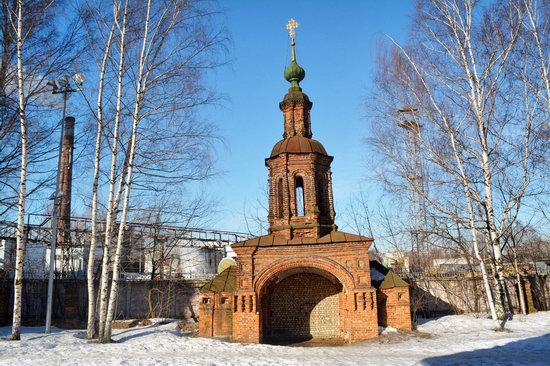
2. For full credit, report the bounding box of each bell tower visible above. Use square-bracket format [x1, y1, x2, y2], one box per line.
[266, 19, 336, 240]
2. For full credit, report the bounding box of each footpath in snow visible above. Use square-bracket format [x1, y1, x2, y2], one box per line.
[1, 311, 549, 366]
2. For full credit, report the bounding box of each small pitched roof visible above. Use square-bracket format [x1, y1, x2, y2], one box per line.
[370, 260, 409, 289]
[200, 265, 237, 293]
[379, 270, 409, 289]
[231, 230, 373, 248]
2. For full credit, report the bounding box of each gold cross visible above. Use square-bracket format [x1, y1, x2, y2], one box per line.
[286, 18, 299, 45]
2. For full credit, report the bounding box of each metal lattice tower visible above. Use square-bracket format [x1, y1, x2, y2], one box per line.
[398, 107, 428, 267]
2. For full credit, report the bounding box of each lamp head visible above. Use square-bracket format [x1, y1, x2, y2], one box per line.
[59, 75, 70, 87]
[72, 73, 85, 85]
[46, 79, 59, 92]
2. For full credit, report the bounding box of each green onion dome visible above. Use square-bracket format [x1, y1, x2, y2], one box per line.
[284, 60, 305, 90]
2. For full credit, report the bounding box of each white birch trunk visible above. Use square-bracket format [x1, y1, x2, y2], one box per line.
[11, 0, 27, 341]
[389, 33, 502, 326]
[511, 238, 527, 315]
[102, 0, 152, 342]
[464, 190, 499, 325]
[97, 1, 128, 339]
[86, 21, 116, 340]
[453, 2, 511, 320]
[524, 0, 550, 114]
[441, 99, 500, 326]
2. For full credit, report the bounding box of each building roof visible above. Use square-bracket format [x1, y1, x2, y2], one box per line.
[231, 230, 373, 248]
[270, 136, 328, 158]
[370, 260, 409, 289]
[379, 271, 409, 289]
[200, 265, 237, 293]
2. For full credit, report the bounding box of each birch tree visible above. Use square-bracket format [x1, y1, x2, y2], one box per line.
[10, 0, 27, 341]
[83, 4, 117, 339]
[96, 0, 128, 340]
[0, 0, 81, 218]
[81, 0, 227, 342]
[368, 0, 548, 325]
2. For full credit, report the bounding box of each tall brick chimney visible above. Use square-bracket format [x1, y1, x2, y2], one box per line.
[57, 116, 75, 246]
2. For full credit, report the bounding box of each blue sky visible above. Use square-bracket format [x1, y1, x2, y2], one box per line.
[201, 1, 413, 232]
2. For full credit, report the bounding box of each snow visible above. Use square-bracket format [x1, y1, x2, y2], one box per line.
[379, 325, 398, 334]
[1, 312, 549, 366]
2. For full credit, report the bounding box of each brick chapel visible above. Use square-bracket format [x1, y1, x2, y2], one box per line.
[199, 20, 412, 344]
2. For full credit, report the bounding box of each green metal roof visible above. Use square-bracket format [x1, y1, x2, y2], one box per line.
[200, 265, 237, 293]
[379, 270, 409, 289]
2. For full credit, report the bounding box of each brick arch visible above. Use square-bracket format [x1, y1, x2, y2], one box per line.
[291, 170, 307, 178]
[254, 255, 355, 294]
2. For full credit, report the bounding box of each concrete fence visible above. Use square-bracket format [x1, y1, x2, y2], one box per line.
[1, 274, 549, 329]
[402, 274, 550, 320]
[0, 279, 208, 328]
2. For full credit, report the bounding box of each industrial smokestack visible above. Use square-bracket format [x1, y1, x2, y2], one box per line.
[57, 116, 75, 246]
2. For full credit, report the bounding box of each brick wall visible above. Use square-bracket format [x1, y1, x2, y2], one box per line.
[232, 291, 260, 342]
[267, 273, 340, 340]
[231, 242, 380, 343]
[198, 292, 234, 338]
[266, 153, 335, 239]
[378, 287, 412, 330]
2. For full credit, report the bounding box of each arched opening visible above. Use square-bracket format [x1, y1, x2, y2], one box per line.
[277, 178, 284, 219]
[295, 176, 305, 216]
[261, 267, 343, 344]
[316, 175, 326, 217]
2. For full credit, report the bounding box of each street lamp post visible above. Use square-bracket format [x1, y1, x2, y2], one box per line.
[45, 73, 84, 334]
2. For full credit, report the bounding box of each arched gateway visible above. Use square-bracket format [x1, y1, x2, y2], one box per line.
[261, 268, 343, 342]
[198, 19, 412, 344]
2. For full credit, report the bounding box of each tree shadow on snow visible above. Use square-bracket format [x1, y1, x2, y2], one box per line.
[114, 323, 190, 343]
[0, 326, 64, 341]
[114, 329, 161, 343]
[421, 333, 550, 366]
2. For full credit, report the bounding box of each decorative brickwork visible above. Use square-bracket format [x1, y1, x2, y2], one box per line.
[267, 272, 340, 340]
[377, 287, 412, 330]
[228, 239, 381, 343]
[198, 41, 412, 343]
[266, 90, 336, 240]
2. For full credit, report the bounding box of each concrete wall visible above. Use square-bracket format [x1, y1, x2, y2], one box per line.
[0, 279, 207, 328]
[406, 274, 550, 319]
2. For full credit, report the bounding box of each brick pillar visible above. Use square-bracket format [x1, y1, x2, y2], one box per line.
[232, 291, 260, 343]
[379, 287, 412, 330]
[347, 288, 378, 340]
[198, 294, 214, 337]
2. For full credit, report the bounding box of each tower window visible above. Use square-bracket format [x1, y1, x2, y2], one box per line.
[317, 176, 326, 216]
[277, 178, 284, 219]
[295, 176, 305, 216]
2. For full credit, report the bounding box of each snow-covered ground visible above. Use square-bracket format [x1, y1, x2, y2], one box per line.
[1, 312, 549, 366]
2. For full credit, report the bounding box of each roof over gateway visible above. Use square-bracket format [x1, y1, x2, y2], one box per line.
[232, 230, 373, 248]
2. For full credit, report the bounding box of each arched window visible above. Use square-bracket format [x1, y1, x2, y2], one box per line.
[316, 176, 326, 216]
[295, 176, 305, 216]
[277, 178, 284, 219]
